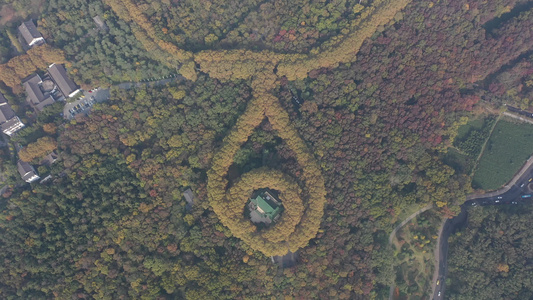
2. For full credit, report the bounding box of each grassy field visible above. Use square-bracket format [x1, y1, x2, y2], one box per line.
[472, 118, 533, 190]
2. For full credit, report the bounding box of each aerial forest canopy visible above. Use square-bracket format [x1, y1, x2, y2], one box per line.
[1, 0, 533, 299]
[207, 93, 326, 256]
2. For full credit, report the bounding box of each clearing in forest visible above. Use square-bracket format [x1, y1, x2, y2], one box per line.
[472, 118, 533, 190]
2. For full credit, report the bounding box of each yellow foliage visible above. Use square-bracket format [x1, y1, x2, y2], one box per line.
[105, 0, 411, 85]
[435, 200, 447, 208]
[126, 154, 136, 164]
[139, 202, 151, 213]
[207, 93, 327, 256]
[179, 60, 198, 82]
[0, 44, 67, 88]
[18, 137, 57, 162]
[168, 87, 186, 100]
[497, 263, 509, 273]
[42, 123, 57, 134]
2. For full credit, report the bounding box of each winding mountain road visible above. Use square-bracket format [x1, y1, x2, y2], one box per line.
[430, 157, 533, 300]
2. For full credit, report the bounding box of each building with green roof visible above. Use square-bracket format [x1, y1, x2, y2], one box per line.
[249, 190, 282, 224]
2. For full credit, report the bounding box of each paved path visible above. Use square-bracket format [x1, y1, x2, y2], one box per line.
[388, 203, 434, 300]
[388, 203, 434, 245]
[63, 75, 185, 119]
[115, 75, 184, 90]
[502, 111, 533, 125]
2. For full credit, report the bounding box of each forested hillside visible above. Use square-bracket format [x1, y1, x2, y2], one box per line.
[447, 206, 533, 299]
[0, 0, 533, 299]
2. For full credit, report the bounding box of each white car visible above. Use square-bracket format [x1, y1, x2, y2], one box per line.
[438, 291, 441, 297]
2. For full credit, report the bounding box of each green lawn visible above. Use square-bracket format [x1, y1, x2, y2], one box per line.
[472, 119, 533, 190]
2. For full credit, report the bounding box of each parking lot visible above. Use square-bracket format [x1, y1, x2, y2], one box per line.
[63, 88, 110, 119]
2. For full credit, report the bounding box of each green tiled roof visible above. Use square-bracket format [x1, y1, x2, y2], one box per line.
[250, 194, 281, 221]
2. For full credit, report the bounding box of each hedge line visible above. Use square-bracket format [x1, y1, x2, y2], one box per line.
[207, 93, 327, 256]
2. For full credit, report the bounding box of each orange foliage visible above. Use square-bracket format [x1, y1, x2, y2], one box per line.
[0, 44, 66, 89]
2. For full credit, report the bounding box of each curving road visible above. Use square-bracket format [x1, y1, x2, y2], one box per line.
[431, 160, 533, 300]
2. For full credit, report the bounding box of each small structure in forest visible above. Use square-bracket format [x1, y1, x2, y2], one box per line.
[17, 160, 39, 183]
[18, 20, 45, 48]
[93, 16, 109, 32]
[183, 188, 194, 210]
[248, 190, 282, 225]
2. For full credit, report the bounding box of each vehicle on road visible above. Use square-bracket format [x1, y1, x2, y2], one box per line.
[495, 200, 500, 203]
[521, 194, 532, 198]
[471, 202, 477, 206]
[529, 177, 533, 182]
[438, 291, 441, 297]
[497, 196, 502, 199]
[512, 201, 518, 204]
[437, 279, 440, 286]
[520, 183, 526, 188]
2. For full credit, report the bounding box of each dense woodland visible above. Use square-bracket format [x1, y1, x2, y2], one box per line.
[39, 0, 175, 86]
[447, 206, 533, 299]
[480, 52, 533, 109]
[0, 29, 12, 63]
[0, 0, 533, 299]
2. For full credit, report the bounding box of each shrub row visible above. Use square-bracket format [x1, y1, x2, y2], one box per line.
[207, 93, 327, 256]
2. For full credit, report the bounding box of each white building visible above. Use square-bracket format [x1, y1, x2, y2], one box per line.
[0, 93, 24, 136]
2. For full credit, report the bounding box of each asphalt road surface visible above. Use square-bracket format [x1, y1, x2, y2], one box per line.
[506, 105, 533, 119]
[432, 171, 533, 300]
